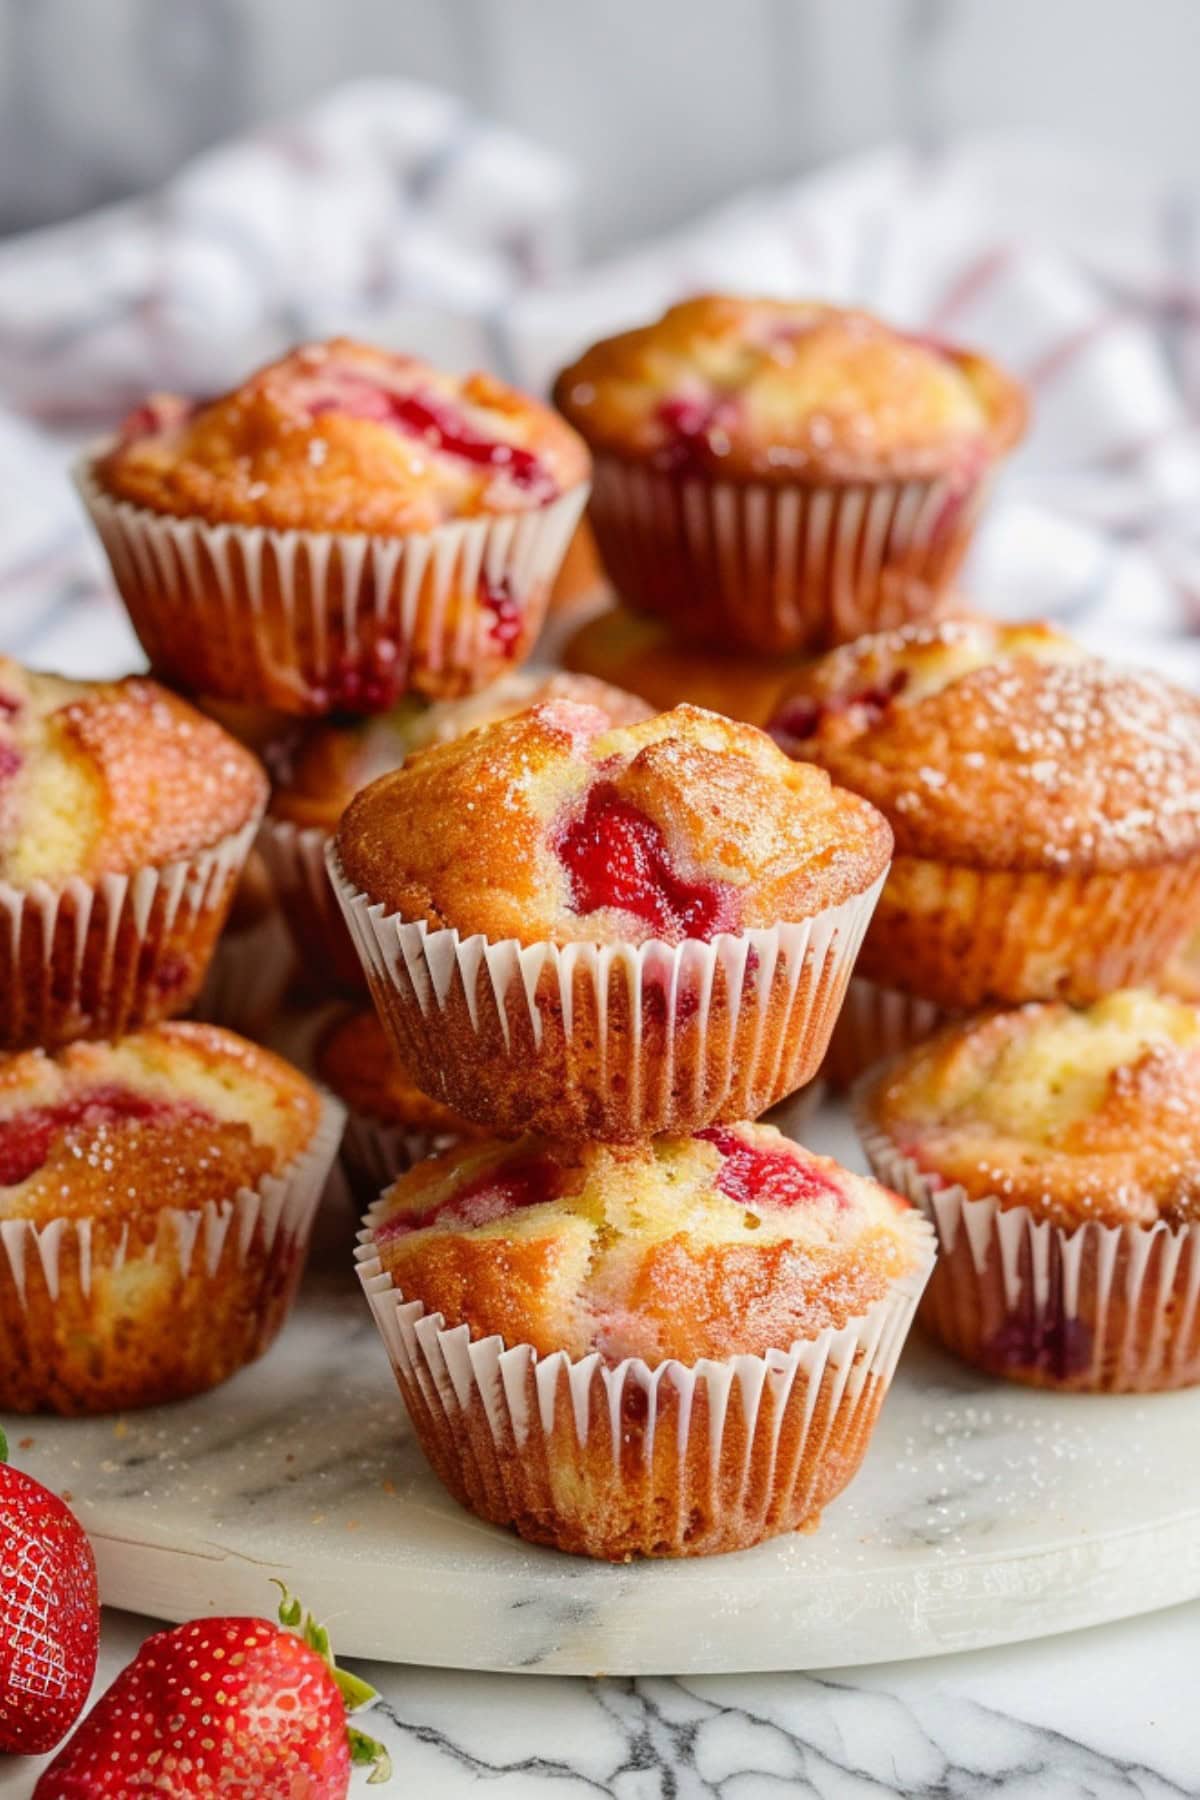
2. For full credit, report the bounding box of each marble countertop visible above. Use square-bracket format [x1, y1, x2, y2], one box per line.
[5, 1598, 1198, 1796]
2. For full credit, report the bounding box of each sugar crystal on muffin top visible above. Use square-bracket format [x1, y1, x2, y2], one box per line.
[369, 1121, 921, 1364]
[334, 700, 892, 947]
[768, 619, 1200, 873]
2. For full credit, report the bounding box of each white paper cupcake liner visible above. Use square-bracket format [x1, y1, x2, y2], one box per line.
[327, 845, 887, 1138]
[0, 1091, 344, 1414]
[586, 457, 985, 655]
[76, 450, 589, 715]
[857, 855, 1200, 1010]
[256, 816, 364, 994]
[190, 905, 296, 1039]
[856, 1103, 1200, 1393]
[821, 978, 953, 1090]
[356, 1200, 935, 1559]
[0, 817, 261, 1052]
[340, 1113, 461, 1195]
[269, 1001, 463, 1203]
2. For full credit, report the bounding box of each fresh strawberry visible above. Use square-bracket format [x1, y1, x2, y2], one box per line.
[0, 1423, 99, 1756]
[34, 1583, 389, 1797]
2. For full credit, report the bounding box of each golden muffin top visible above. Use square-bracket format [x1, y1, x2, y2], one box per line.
[367, 1120, 927, 1363]
[554, 295, 1025, 482]
[864, 989, 1200, 1229]
[97, 337, 591, 535]
[0, 1022, 321, 1222]
[768, 619, 1200, 873]
[335, 700, 892, 946]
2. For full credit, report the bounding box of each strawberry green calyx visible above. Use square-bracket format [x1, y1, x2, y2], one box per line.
[0, 1424, 7, 1463]
[350, 1725, 394, 1783]
[272, 1580, 393, 1784]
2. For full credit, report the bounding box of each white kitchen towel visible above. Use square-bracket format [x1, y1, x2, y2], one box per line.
[1, 94, 1198, 684]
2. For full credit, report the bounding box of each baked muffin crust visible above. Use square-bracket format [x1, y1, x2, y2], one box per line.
[0, 1022, 320, 1223]
[313, 1007, 478, 1139]
[768, 620, 1200, 874]
[865, 990, 1200, 1230]
[98, 338, 590, 535]
[0, 658, 267, 886]
[554, 295, 1025, 484]
[370, 1121, 921, 1363]
[269, 670, 651, 835]
[562, 604, 813, 726]
[335, 700, 892, 944]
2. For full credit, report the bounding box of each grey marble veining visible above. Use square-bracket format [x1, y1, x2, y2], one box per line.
[6, 1599, 1199, 1796]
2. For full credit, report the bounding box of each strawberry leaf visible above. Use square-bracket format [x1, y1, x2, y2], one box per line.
[333, 1664, 379, 1713]
[349, 1725, 393, 1784]
[271, 1578, 304, 1630]
[269, 1580, 381, 1722]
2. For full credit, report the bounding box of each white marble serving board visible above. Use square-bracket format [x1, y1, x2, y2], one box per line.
[13, 1098, 1200, 1676]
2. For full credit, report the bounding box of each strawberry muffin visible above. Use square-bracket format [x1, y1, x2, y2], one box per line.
[79, 338, 591, 715]
[330, 700, 892, 1138]
[358, 1121, 933, 1558]
[0, 658, 267, 1051]
[859, 990, 1200, 1392]
[554, 295, 1025, 653]
[562, 603, 813, 726]
[262, 669, 651, 994]
[769, 619, 1200, 1037]
[0, 1022, 341, 1413]
[313, 1006, 481, 1196]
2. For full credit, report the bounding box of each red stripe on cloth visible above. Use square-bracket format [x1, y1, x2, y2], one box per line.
[1024, 311, 1129, 388]
[1089, 423, 1191, 471]
[927, 246, 1020, 331]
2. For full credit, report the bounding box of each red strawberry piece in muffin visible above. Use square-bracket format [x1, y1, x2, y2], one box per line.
[261, 669, 651, 996]
[331, 702, 891, 1137]
[359, 1123, 932, 1558]
[0, 1021, 337, 1414]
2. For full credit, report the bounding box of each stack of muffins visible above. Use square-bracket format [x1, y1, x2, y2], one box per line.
[333, 700, 934, 1558]
[70, 322, 942, 1562]
[764, 617, 1200, 1391]
[9, 289, 1194, 1574]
